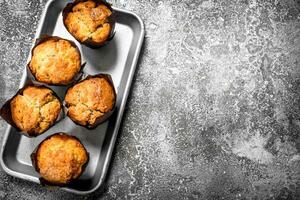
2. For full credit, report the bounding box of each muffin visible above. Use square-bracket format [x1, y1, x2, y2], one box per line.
[28, 36, 82, 85]
[31, 133, 89, 185]
[63, 0, 115, 48]
[7, 85, 62, 136]
[65, 74, 116, 128]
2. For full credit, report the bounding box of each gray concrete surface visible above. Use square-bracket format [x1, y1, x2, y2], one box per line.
[1, 0, 300, 199]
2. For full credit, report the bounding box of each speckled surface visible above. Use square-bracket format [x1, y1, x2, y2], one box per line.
[1, 0, 300, 199]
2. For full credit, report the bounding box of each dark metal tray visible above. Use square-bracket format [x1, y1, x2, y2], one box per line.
[0, 0, 144, 194]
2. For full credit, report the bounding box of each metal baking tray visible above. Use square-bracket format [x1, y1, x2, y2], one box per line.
[0, 0, 144, 195]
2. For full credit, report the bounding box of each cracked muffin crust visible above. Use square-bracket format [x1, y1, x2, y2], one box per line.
[10, 86, 61, 136]
[63, 0, 114, 47]
[28, 36, 81, 85]
[65, 75, 116, 128]
[33, 133, 88, 185]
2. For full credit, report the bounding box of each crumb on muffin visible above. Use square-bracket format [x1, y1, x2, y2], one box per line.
[29, 37, 81, 85]
[64, 0, 113, 45]
[10, 86, 61, 136]
[65, 76, 116, 127]
[35, 133, 88, 185]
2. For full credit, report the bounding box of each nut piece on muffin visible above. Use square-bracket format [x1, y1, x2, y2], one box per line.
[65, 75, 116, 128]
[28, 36, 81, 85]
[10, 85, 62, 136]
[63, 0, 115, 48]
[32, 133, 88, 185]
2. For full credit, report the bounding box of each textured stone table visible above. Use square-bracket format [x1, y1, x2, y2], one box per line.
[1, 0, 300, 199]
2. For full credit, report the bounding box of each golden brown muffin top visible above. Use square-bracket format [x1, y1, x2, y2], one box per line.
[64, 0, 112, 44]
[29, 38, 81, 85]
[36, 134, 88, 184]
[10, 86, 61, 136]
[65, 76, 116, 126]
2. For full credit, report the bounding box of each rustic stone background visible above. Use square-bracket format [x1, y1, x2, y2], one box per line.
[0, 0, 300, 199]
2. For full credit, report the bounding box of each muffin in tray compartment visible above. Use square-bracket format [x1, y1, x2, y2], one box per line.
[0, 84, 63, 137]
[65, 74, 116, 129]
[31, 133, 89, 185]
[28, 36, 82, 85]
[63, 0, 115, 48]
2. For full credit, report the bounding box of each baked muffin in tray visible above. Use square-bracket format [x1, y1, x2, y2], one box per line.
[0, 85, 62, 137]
[65, 74, 116, 128]
[31, 133, 89, 185]
[63, 0, 115, 48]
[28, 36, 82, 85]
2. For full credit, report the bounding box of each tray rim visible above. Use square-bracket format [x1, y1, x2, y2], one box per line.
[0, 0, 145, 195]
